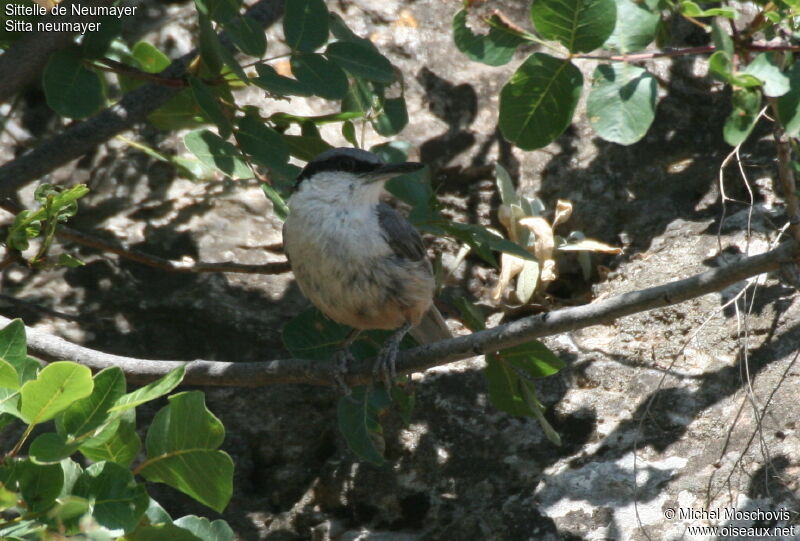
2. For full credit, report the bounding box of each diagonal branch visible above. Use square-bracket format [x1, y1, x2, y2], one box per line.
[0, 0, 284, 196]
[14, 241, 797, 387]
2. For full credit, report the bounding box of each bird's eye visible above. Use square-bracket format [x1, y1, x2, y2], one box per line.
[341, 158, 355, 172]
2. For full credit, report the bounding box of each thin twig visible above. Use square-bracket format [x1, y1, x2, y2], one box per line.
[15, 241, 796, 386]
[92, 58, 187, 88]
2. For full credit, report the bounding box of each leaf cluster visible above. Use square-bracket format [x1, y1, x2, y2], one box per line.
[5, 184, 89, 268]
[455, 0, 800, 148]
[0, 320, 234, 540]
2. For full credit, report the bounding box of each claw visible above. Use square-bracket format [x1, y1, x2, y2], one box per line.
[373, 322, 411, 389]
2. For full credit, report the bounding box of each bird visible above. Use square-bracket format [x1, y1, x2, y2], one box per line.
[282, 147, 451, 388]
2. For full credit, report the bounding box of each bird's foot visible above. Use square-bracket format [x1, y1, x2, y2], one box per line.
[333, 347, 355, 396]
[373, 322, 411, 390]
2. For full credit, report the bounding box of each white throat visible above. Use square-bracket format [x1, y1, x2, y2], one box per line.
[290, 171, 385, 211]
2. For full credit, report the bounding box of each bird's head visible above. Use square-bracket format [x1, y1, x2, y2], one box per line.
[294, 148, 424, 203]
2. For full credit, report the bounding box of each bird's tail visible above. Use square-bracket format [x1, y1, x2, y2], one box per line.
[410, 306, 451, 345]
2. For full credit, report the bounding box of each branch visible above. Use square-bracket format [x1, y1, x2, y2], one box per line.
[0, 199, 290, 274]
[573, 43, 800, 63]
[16, 241, 797, 387]
[0, 0, 105, 103]
[0, 0, 284, 196]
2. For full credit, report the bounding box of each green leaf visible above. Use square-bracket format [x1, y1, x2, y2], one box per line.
[0, 388, 21, 419]
[148, 88, 208, 131]
[218, 46, 249, 82]
[282, 307, 351, 361]
[144, 497, 173, 524]
[124, 523, 204, 541]
[18, 356, 42, 385]
[195, 0, 241, 24]
[499, 53, 583, 150]
[224, 14, 267, 57]
[342, 76, 376, 114]
[47, 495, 91, 521]
[58, 366, 126, 441]
[267, 110, 367, 126]
[709, 51, 763, 88]
[441, 222, 535, 266]
[43, 47, 105, 119]
[604, 0, 659, 52]
[188, 76, 233, 138]
[236, 115, 290, 169]
[452, 9, 527, 66]
[131, 41, 171, 73]
[141, 392, 233, 512]
[80, 410, 141, 467]
[0, 359, 18, 389]
[385, 168, 436, 224]
[777, 61, 800, 136]
[283, 134, 334, 161]
[744, 53, 790, 97]
[58, 253, 85, 268]
[370, 140, 412, 163]
[59, 457, 83, 496]
[711, 20, 733, 56]
[0, 458, 64, 512]
[184, 129, 254, 179]
[329, 12, 377, 50]
[82, 16, 124, 58]
[499, 340, 565, 378]
[110, 365, 185, 413]
[29, 432, 81, 463]
[724, 88, 762, 146]
[325, 41, 395, 83]
[173, 516, 235, 541]
[587, 62, 657, 145]
[0, 519, 47, 539]
[74, 462, 149, 534]
[20, 361, 93, 424]
[342, 120, 358, 146]
[261, 183, 290, 221]
[0, 319, 28, 374]
[531, 0, 617, 53]
[372, 96, 408, 136]
[679, 1, 735, 18]
[253, 64, 313, 96]
[484, 354, 533, 417]
[519, 380, 561, 445]
[0, 483, 17, 510]
[291, 53, 349, 100]
[283, 0, 329, 52]
[337, 386, 389, 465]
[197, 10, 224, 75]
[453, 297, 486, 332]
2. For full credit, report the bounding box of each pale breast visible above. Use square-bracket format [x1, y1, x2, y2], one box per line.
[283, 198, 434, 330]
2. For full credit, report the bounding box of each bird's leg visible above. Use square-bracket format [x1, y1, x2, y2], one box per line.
[333, 329, 361, 395]
[374, 322, 412, 389]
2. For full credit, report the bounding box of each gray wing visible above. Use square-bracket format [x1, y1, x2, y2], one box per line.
[376, 203, 426, 262]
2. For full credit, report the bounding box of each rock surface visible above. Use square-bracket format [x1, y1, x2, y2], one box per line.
[0, 1, 798, 540]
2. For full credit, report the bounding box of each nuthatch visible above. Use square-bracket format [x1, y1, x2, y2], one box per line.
[282, 148, 450, 386]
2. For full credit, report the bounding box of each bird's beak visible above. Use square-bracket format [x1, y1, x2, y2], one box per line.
[362, 162, 425, 183]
